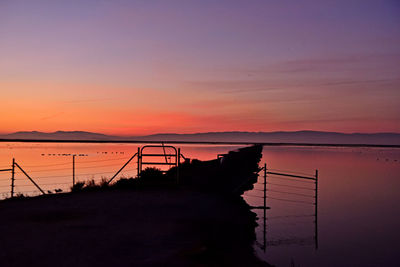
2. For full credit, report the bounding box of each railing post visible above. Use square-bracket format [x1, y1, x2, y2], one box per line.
[72, 155, 76, 186]
[11, 158, 15, 198]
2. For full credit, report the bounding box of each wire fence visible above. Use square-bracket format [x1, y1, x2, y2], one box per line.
[0, 145, 186, 199]
[0, 155, 140, 200]
[244, 166, 318, 251]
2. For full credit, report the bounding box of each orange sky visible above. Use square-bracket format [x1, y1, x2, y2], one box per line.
[1, 1, 399, 135]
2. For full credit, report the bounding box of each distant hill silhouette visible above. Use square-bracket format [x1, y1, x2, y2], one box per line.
[0, 131, 117, 140]
[1, 130, 400, 145]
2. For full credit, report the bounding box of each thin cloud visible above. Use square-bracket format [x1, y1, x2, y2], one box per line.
[40, 112, 65, 121]
[60, 98, 112, 104]
[183, 80, 281, 94]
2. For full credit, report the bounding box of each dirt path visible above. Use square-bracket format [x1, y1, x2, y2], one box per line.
[0, 189, 270, 266]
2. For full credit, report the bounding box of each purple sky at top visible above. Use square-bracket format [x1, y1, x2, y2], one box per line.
[0, 0, 399, 134]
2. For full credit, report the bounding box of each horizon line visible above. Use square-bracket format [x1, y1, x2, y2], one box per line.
[0, 138, 399, 148]
[2, 130, 400, 136]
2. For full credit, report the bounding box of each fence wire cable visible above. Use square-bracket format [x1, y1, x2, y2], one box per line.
[19, 167, 137, 180]
[22, 162, 73, 168]
[267, 168, 314, 177]
[243, 193, 264, 199]
[266, 189, 315, 198]
[266, 214, 314, 220]
[266, 196, 314, 205]
[20, 167, 73, 173]
[77, 156, 131, 164]
[15, 156, 131, 169]
[263, 182, 315, 191]
[267, 175, 315, 184]
[16, 159, 136, 174]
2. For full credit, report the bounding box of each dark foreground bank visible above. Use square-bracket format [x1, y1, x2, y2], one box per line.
[0, 188, 270, 267]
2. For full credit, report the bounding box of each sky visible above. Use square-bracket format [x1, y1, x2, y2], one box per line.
[0, 0, 399, 135]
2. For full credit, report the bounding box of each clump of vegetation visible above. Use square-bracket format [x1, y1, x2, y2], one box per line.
[112, 177, 139, 189]
[70, 178, 111, 193]
[70, 167, 176, 193]
[15, 193, 26, 199]
[139, 167, 165, 182]
[71, 181, 86, 192]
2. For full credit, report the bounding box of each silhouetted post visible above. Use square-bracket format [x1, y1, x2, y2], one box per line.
[137, 147, 140, 177]
[263, 163, 267, 208]
[263, 163, 267, 252]
[11, 158, 15, 198]
[177, 148, 180, 184]
[315, 169, 319, 250]
[72, 155, 76, 186]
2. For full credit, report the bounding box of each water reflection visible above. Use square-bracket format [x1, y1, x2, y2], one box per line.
[246, 167, 318, 258]
[1, 143, 400, 266]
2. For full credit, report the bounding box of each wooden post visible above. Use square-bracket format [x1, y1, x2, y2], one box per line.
[315, 169, 319, 250]
[72, 155, 76, 186]
[11, 158, 15, 198]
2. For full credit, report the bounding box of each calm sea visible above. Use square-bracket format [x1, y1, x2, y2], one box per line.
[1, 142, 399, 266]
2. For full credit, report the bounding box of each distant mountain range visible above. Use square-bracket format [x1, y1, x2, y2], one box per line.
[1, 130, 400, 145]
[0, 131, 115, 140]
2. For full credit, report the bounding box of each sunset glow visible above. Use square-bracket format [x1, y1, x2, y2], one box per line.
[1, 0, 399, 135]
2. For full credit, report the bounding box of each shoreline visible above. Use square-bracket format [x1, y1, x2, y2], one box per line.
[1, 139, 399, 148]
